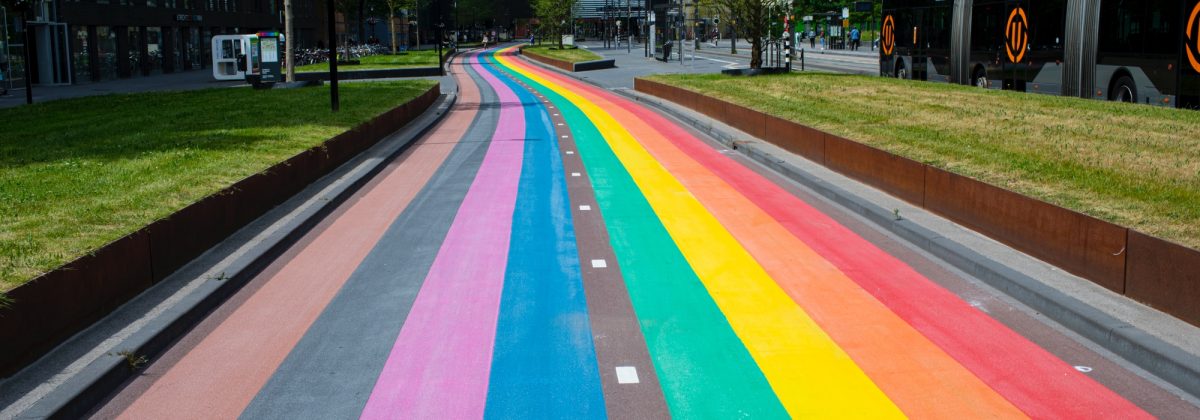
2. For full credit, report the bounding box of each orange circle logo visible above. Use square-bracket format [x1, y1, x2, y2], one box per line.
[1187, 2, 1200, 73]
[882, 15, 895, 55]
[1005, 7, 1028, 63]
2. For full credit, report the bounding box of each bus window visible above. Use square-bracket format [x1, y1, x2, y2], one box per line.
[1097, 0, 1181, 102]
[1028, 0, 1066, 53]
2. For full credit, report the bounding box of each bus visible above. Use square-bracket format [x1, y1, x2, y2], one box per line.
[880, 0, 1200, 108]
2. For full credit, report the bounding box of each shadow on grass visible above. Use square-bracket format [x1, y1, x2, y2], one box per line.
[0, 80, 436, 289]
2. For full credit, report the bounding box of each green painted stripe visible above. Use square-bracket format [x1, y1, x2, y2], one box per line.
[492, 59, 789, 418]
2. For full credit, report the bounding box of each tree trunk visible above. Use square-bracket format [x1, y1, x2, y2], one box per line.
[750, 36, 762, 69]
[730, 25, 737, 54]
[285, 0, 295, 82]
[389, 5, 397, 54]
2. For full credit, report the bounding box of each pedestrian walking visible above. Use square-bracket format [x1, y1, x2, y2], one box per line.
[851, 26, 861, 51]
[809, 29, 816, 48]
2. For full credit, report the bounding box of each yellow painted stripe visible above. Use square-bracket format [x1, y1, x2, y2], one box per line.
[497, 51, 906, 418]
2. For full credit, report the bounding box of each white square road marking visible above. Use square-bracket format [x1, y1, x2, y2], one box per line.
[616, 366, 640, 384]
[591, 259, 607, 268]
[579, 205, 592, 211]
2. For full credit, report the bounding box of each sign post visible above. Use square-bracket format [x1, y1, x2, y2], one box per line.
[648, 11, 655, 58]
[327, 0, 339, 112]
[785, 1, 793, 71]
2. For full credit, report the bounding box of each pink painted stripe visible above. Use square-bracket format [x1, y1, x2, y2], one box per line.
[358, 52, 526, 419]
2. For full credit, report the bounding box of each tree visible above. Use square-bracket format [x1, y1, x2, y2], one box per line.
[531, 0, 576, 49]
[705, 0, 771, 68]
[382, 0, 414, 54]
[708, 0, 744, 55]
[741, 0, 768, 69]
[285, 0, 295, 82]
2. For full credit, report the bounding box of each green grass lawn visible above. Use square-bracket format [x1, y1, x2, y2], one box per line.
[0, 80, 436, 291]
[522, 45, 604, 63]
[296, 51, 441, 72]
[647, 73, 1200, 249]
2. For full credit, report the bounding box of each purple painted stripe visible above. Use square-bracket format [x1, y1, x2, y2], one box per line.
[359, 52, 527, 419]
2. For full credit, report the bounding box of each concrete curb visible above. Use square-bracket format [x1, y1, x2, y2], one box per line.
[295, 66, 442, 81]
[0, 87, 459, 419]
[617, 88, 1200, 400]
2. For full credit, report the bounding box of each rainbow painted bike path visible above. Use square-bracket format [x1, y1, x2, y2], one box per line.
[92, 47, 1181, 419]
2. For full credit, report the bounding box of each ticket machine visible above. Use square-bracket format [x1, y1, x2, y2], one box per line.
[211, 32, 285, 83]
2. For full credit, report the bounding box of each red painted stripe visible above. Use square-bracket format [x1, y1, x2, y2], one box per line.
[507, 58, 1149, 418]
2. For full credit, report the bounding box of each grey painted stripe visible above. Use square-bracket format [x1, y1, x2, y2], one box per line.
[238, 56, 501, 419]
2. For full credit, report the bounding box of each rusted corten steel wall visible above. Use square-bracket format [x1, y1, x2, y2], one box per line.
[519, 47, 575, 72]
[1126, 231, 1200, 326]
[634, 77, 1200, 328]
[0, 85, 441, 378]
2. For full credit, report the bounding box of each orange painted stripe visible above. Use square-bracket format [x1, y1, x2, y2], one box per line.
[504, 59, 1026, 417]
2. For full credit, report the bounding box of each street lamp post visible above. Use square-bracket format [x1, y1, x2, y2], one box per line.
[626, 0, 631, 53]
[20, 6, 31, 104]
[326, 0, 339, 111]
[436, 22, 444, 76]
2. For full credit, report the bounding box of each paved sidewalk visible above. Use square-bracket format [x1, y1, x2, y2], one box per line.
[0, 70, 246, 109]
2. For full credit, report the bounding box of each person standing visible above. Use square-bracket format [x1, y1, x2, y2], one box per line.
[850, 26, 861, 51]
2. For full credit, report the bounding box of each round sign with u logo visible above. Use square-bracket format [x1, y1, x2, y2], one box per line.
[1006, 7, 1028, 63]
[1187, 1, 1200, 73]
[882, 15, 895, 55]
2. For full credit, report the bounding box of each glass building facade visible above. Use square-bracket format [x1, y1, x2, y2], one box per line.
[15, 0, 322, 84]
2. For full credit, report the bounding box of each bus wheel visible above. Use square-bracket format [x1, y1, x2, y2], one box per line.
[1112, 76, 1136, 103]
[974, 69, 988, 89]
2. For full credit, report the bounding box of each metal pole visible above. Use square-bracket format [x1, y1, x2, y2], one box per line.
[436, 24, 443, 75]
[327, 0, 338, 111]
[627, 0, 631, 53]
[785, 0, 793, 71]
[23, 9, 32, 104]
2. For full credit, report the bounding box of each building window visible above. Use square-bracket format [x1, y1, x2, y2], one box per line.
[188, 27, 202, 69]
[128, 28, 141, 76]
[172, 27, 183, 70]
[146, 27, 163, 73]
[71, 27, 91, 82]
[97, 26, 118, 80]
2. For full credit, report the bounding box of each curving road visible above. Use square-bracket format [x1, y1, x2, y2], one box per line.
[87, 46, 1196, 419]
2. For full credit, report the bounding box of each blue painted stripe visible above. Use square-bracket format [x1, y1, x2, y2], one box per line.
[479, 51, 608, 419]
